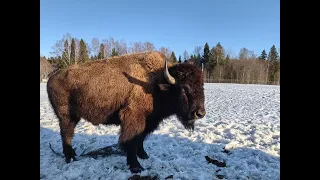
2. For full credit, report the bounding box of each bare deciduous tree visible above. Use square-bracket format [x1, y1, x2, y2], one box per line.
[50, 33, 72, 57]
[101, 39, 109, 58]
[143, 41, 155, 52]
[248, 50, 257, 59]
[159, 47, 172, 59]
[193, 46, 202, 56]
[40, 57, 53, 82]
[74, 38, 80, 64]
[119, 39, 128, 55]
[91, 38, 100, 56]
[132, 41, 144, 53]
[183, 50, 189, 60]
[239, 48, 249, 60]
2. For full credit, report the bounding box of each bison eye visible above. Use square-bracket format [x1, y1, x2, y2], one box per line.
[182, 89, 188, 104]
[182, 85, 191, 95]
[181, 86, 191, 104]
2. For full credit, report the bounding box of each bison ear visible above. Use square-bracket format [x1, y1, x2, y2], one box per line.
[158, 84, 171, 91]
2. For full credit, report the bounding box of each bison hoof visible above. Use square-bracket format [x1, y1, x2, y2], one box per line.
[64, 146, 77, 163]
[137, 151, 149, 159]
[65, 158, 71, 163]
[130, 166, 144, 173]
[65, 156, 77, 163]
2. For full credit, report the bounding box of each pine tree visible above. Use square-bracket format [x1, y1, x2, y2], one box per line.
[111, 48, 119, 57]
[213, 42, 225, 66]
[225, 54, 230, 65]
[70, 38, 76, 64]
[259, 49, 267, 60]
[79, 39, 89, 63]
[267, 45, 279, 82]
[170, 52, 177, 62]
[207, 47, 216, 70]
[178, 55, 182, 63]
[98, 44, 105, 59]
[203, 42, 210, 64]
[268, 45, 278, 62]
[214, 42, 225, 82]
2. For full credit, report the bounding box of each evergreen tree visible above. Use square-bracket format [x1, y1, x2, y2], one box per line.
[79, 39, 89, 63]
[178, 55, 182, 63]
[170, 52, 177, 62]
[111, 48, 119, 57]
[225, 54, 230, 65]
[98, 44, 105, 59]
[203, 42, 210, 64]
[207, 47, 216, 71]
[259, 49, 267, 60]
[70, 38, 76, 64]
[213, 42, 225, 65]
[268, 45, 279, 62]
[267, 45, 279, 82]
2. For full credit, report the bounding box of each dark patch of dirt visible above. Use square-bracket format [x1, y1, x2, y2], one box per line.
[216, 174, 225, 179]
[82, 144, 125, 158]
[205, 156, 226, 167]
[128, 175, 159, 180]
[222, 147, 231, 154]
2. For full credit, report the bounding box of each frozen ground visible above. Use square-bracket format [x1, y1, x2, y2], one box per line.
[40, 83, 280, 180]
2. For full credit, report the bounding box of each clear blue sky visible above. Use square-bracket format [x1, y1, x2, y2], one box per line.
[40, 0, 279, 58]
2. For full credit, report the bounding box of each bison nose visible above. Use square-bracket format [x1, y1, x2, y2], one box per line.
[195, 109, 206, 119]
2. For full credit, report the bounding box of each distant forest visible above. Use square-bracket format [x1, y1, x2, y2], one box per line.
[40, 33, 280, 85]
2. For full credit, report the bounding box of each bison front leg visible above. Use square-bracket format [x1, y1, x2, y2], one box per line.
[119, 109, 146, 173]
[137, 133, 149, 159]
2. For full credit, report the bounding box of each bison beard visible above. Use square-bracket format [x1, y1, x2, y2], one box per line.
[181, 119, 195, 131]
[47, 52, 205, 174]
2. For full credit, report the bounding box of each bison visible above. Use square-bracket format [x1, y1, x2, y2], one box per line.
[47, 52, 206, 173]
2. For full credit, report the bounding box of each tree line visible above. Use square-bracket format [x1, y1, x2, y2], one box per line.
[40, 33, 280, 85]
[185, 43, 279, 85]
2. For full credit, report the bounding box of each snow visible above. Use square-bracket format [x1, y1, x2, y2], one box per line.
[40, 83, 280, 180]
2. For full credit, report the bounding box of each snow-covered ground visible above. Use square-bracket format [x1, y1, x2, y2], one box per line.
[40, 83, 280, 180]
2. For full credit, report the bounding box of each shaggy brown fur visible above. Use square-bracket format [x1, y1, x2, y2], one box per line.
[47, 52, 206, 173]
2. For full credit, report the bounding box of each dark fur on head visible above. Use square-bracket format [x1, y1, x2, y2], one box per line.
[157, 63, 205, 130]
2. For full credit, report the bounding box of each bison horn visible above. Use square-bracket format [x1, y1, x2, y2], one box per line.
[164, 59, 176, 84]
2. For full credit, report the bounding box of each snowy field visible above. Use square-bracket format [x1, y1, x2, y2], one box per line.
[40, 83, 280, 180]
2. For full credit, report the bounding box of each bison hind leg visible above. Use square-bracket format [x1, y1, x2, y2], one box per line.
[57, 106, 80, 163]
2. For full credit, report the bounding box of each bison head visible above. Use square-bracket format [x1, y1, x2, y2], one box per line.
[159, 59, 206, 130]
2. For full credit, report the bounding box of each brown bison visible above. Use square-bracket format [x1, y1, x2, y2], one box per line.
[47, 52, 206, 173]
